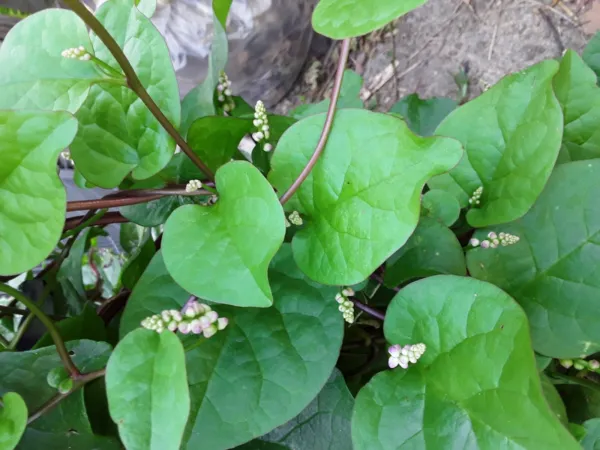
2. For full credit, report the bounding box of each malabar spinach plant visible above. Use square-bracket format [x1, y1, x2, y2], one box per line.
[0, 0, 600, 448]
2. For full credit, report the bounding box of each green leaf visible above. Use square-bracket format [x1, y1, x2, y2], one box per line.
[71, 0, 180, 188]
[121, 194, 196, 227]
[352, 275, 579, 450]
[0, 392, 27, 450]
[121, 237, 157, 290]
[389, 94, 457, 136]
[136, 0, 157, 17]
[119, 245, 344, 450]
[259, 368, 354, 450]
[0, 110, 78, 276]
[421, 189, 460, 226]
[106, 328, 190, 450]
[235, 442, 289, 450]
[186, 116, 253, 173]
[0, 9, 105, 112]
[583, 32, 600, 84]
[467, 160, 600, 358]
[541, 374, 568, 425]
[56, 228, 92, 315]
[583, 418, 600, 449]
[428, 60, 563, 227]
[163, 161, 285, 307]
[553, 49, 600, 163]
[312, 0, 427, 39]
[384, 217, 466, 287]
[0, 340, 117, 449]
[120, 223, 149, 255]
[269, 109, 462, 285]
[289, 70, 364, 119]
[180, 4, 230, 135]
[33, 304, 106, 349]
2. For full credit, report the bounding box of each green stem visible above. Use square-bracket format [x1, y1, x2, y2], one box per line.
[0, 283, 80, 376]
[63, 0, 214, 181]
[0, 333, 9, 349]
[8, 314, 35, 350]
[62, 209, 107, 239]
[90, 55, 126, 79]
[549, 371, 600, 393]
[184, 337, 206, 353]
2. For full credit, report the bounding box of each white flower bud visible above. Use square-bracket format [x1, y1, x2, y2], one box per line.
[185, 179, 203, 192]
[217, 317, 228, 330]
[203, 324, 218, 338]
[469, 238, 480, 247]
[264, 143, 273, 152]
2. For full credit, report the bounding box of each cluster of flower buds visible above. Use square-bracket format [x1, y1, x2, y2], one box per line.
[388, 343, 426, 369]
[216, 71, 235, 112]
[285, 211, 303, 228]
[470, 231, 520, 249]
[252, 101, 273, 152]
[468, 186, 483, 206]
[61, 46, 92, 61]
[560, 358, 600, 372]
[335, 287, 355, 324]
[185, 179, 203, 193]
[141, 300, 228, 338]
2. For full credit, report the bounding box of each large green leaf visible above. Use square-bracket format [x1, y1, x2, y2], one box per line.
[352, 275, 579, 450]
[106, 329, 190, 450]
[0, 9, 105, 112]
[553, 50, 600, 163]
[163, 161, 285, 307]
[540, 374, 568, 425]
[390, 94, 457, 137]
[428, 60, 563, 227]
[467, 160, 600, 357]
[312, 0, 427, 39]
[583, 418, 600, 449]
[421, 189, 460, 227]
[119, 245, 344, 450]
[186, 116, 253, 173]
[71, 0, 180, 188]
[384, 217, 466, 287]
[269, 109, 462, 285]
[0, 110, 78, 276]
[0, 340, 117, 449]
[583, 32, 600, 84]
[0, 392, 27, 450]
[259, 368, 354, 450]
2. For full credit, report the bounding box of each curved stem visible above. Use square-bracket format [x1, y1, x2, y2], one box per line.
[279, 38, 351, 205]
[63, 0, 214, 181]
[64, 211, 128, 231]
[62, 209, 107, 238]
[350, 297, 386, 321]
[0, 283, 80, 376]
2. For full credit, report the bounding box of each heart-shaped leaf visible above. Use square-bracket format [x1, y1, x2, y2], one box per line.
[106, 329, 190, 450]
[312, 0, 427, 39]
[70, 0, 180, 188]
[553, 49, 600, 163]
[0, 110, 78, 276]
[269, 109, 462, 285]
[119, 246, 343, 450]
[384, 217, 466, 287]
[0, 340, 117, 449]
[0, 9, 105, 112]
[428, 60, 563, 227]
[186, 116, 253, 173]
[0, 392, 27, 450]
[352, 275, 579, 450]
[390, 94, 457, 137]
[421, 189, 460, 226]
[163, 161, 285, 307]
[467, 160, 600, 358]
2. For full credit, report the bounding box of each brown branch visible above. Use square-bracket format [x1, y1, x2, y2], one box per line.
[62, 0, 214, 181]
[279, 38, 351, 205]
[369, 272, 400, 292]
[64, 211, 128, 231]
[350, 297, 386, 321]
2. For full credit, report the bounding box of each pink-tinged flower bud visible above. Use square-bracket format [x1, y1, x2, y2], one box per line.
[178, 322, 191, 334]
[470, 238, 480, 247]
[190, 319, 203, 334]
[203, 324, 218, 338]
[217, 317, 229, 330]
[590, 360, 600, 370]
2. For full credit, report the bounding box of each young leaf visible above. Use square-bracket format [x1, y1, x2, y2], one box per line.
[180, 3, 230, 135]
[312, 0, 427, 39]
[121, 237, 157, 290]
[0, 340, 116, 449]
[352, 275, 579, 450]
[0, 392, 27, 450]
[259, 368, 354, 450]
[421, 189, 460, 226]
[553, 49, 600, 163]
[56, 229, 93, 315]
[269, 109, 462, 285]
[428, 60, 563, 227]
[119, 245, 344, 450]
[71, 0, 180, 188]
[0, 110, 78, 276]
[163, 161, 286, 307]
[582, 418, 600, 449]
[389, 94, 457, 137]
[121, 194, 196, 227]
[0, 9, 104, 112]
[583, 32, 600, 84]
[384, 217, 466, 287]
[467, 160, 600, 358]
[106, 329, 190, 450]
[186, 116, 253, 173]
